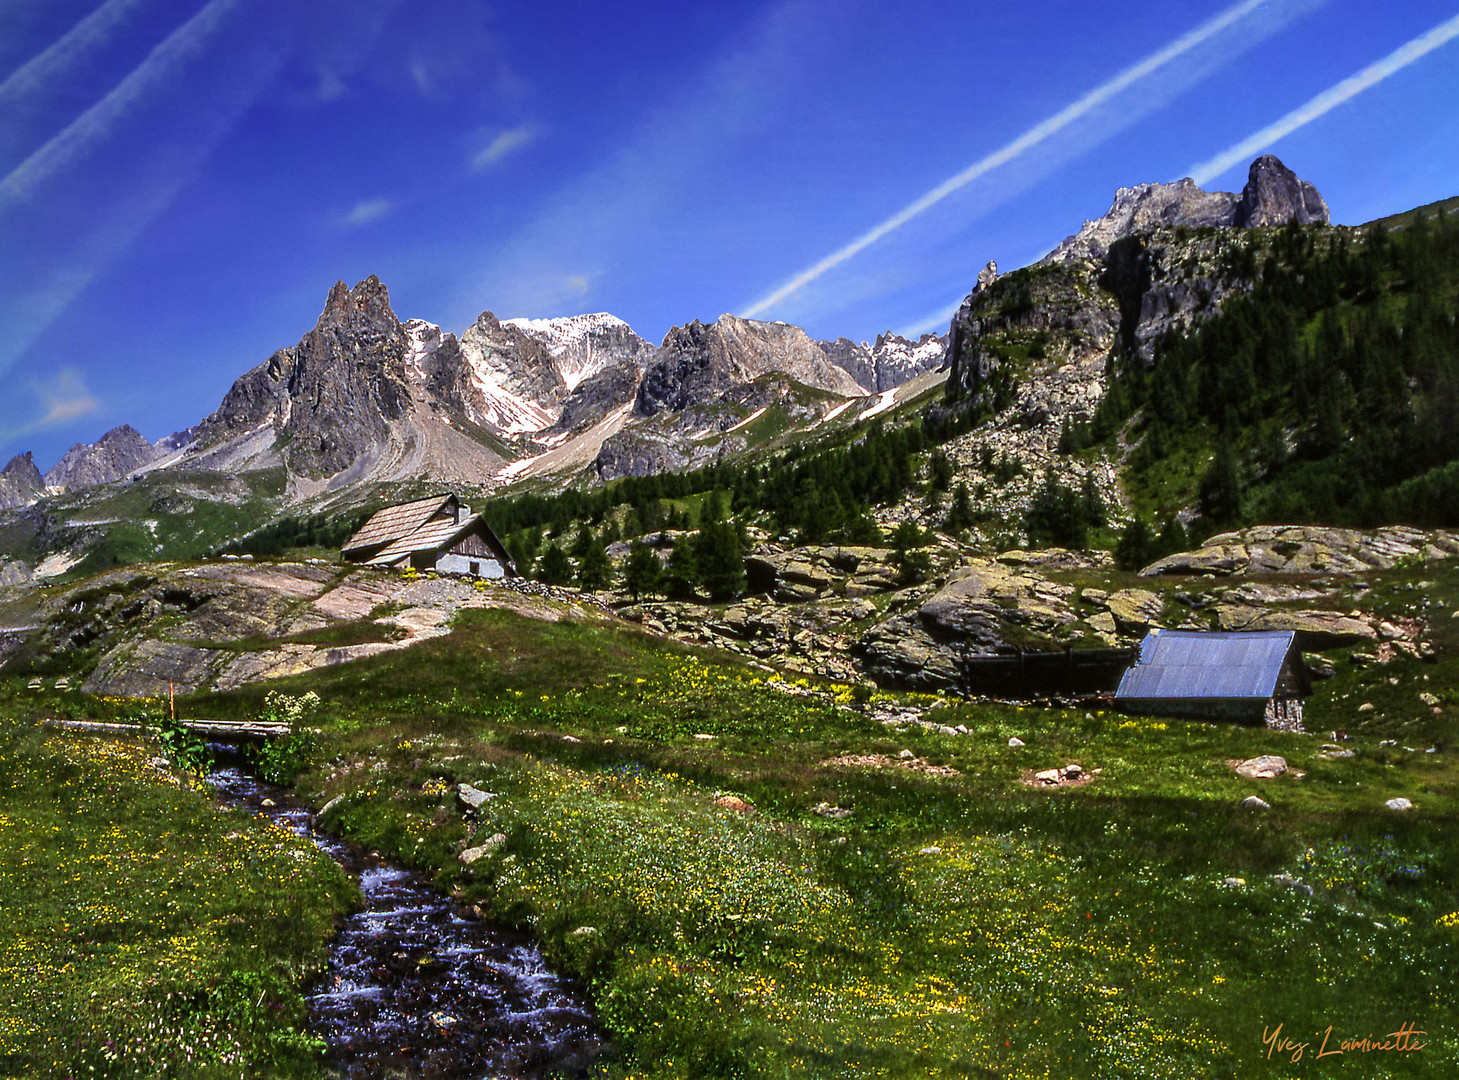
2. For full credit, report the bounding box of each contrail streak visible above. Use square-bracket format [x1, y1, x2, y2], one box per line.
[740, 0, 1274, 318]
[1188, 11, 1459, 186]
[0, 0, 241, 205]
[0, 0, 156, 109]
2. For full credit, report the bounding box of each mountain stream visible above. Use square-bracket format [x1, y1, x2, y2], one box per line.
[206, 760, 605, 1078]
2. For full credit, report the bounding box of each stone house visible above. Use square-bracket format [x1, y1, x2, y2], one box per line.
[1115, 629, 1311, 726]
[341, 493, 516, 579]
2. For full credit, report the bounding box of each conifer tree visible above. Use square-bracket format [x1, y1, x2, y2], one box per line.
[569, 524, 594, 560]
[889, 520, 932, 585]
[1115, 517, 1156, 571]
[537, 542, 572, 585]
[622, 540, 663, 600]
[1198, 442, 1242, 525]
[577, 540, 612, 591]
[943, 481, 975, 534]
[665, 537, 699, 600]
[694, 491, 745, 601]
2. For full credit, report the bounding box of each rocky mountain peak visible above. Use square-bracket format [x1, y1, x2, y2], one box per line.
[0, 451, 45, 510]
[44, 424, 158, 489]
[1041, 155, 1328, 264]
[1234, 154, 1329, 228]
[315, 274, 400, 334]
[638, 313, 865, 416]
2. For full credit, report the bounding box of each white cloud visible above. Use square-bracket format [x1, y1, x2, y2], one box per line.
[314, 65, 349, 103]
[469, 124, 539, 172]
[35, 370, 100, 428]
[738, 0, 1313, 319]
[409, 55, 432, 95]
[1187, 12, 1459, 187]
[343, 197, 394, 227]
[2, 369, 102, 441]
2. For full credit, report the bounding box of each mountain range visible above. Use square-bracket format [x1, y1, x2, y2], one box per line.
[1, 153, 1393, 586]
[1, 281, 948, 510]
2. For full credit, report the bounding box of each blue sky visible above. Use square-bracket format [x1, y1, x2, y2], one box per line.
[2, 0, 1457, 470]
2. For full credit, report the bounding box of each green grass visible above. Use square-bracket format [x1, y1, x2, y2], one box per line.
[0, 723, 356, 1078]
[8, 576, 1457, 1078]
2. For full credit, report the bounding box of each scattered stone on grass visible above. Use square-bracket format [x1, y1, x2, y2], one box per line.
[813, 802, 853, 819]
[1240, 796, 1271, 810]
[1023, 765, 1094, 788]
[1384, 797, 1415, 812]
[459, 833, 507, 866]
[713, 794, 754, 813]
[820, 753, 960, 776]
[1007, 736, 1025, 747]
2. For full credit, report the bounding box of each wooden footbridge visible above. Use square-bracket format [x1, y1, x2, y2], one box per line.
[44, 718, 294, 742]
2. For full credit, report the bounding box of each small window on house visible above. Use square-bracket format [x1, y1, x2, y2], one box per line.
[469, 561, 479, 576]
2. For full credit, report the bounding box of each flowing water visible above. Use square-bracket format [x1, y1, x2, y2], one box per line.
[207, 762, 606, 1079]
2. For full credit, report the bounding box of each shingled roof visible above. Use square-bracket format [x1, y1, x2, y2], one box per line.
[365, 513, 484, 565]
[1116, 630, 1306, 700]
[341, 494, 457, 557]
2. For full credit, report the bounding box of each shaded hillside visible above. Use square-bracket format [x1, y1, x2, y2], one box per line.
[1090, 206, 1459, 529]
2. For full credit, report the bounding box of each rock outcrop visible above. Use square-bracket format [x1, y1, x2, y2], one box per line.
[181, 277, 507, 488]
[454, 311, 652, 432]
[192, 276, 415, 478]
[1234, 155, 1330, 228]
[1139, 525, 1459, 577]
[946, 157, 1330, 402]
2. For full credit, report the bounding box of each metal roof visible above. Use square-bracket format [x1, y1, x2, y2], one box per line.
[342, 494, 455, 555]
[365, 513, 483, 565]
[1116, 630, 1299, 700]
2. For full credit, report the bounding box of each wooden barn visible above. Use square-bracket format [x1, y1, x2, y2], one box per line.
[341, 494, 517, 579]
[1115, 629, 1311, 726]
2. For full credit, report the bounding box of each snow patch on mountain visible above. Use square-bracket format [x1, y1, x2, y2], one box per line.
[503, 312, 637, 392]
[403, 319, 443, 377]
[466, 367, 557, 434]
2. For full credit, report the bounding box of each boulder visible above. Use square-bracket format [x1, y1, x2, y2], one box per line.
[1104, 588, 1163, 632]
[456, 783, 497, 810]
[1214, 604, 1377, 647]
[1240, 795, 1271, 810]
[1234, 755, 1287, 779]
[1384, 797, 1415, 812]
